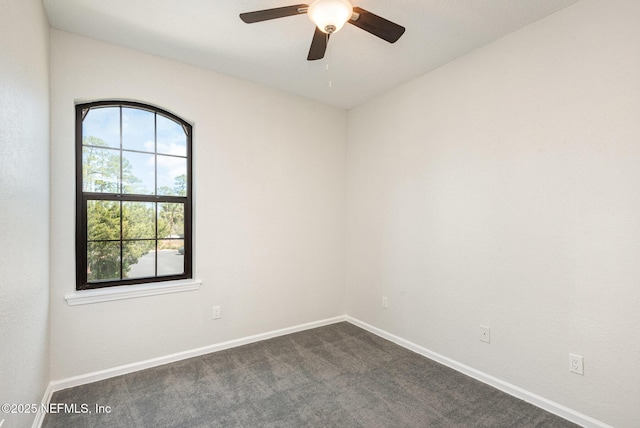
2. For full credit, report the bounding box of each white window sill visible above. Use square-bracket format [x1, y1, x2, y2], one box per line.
[65, 279, 202, 306]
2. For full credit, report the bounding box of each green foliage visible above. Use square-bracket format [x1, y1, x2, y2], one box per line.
[160, 203, 184, 236]
[87, 200, 120, 241]
[121, 202, 155, 279]
[84, 137, 186, 282]
[158, 174, 187, 197]
[173, 174, 187, 196]
[87, 242, 119, 282]
[86, 201, 120, 282]
[82, 136, 142, 193]
[83, 137, 120, 193]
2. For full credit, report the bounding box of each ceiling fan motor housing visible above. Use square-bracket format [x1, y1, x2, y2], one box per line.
[308, 0, 353, 34]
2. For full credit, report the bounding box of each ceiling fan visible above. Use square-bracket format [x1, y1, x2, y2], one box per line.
[240, 0, 405, 61]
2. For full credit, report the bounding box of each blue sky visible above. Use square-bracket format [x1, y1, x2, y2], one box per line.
[83, 106, 187, 195]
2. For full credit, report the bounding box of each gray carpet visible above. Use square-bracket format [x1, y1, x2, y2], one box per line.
[43, 322, 579, 427]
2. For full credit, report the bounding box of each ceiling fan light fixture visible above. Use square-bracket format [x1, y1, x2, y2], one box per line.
[308, 0, 353, 34]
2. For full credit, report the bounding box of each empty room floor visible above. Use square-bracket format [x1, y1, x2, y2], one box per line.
[43, 323, 578, 427]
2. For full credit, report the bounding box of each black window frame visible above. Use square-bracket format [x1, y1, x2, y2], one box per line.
[75, 100, 193, 290]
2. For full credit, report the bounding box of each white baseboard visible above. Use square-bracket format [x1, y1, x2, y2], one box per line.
[31, 383, 54, 428]
[36, 314, 610, 428]
[346, 316, 612, 428]
[39, 315, 346, 417]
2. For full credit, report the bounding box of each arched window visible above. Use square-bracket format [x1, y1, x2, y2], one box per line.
[76, 101, 192, 289]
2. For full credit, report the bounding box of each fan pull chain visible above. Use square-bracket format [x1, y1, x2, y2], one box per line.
[325, 32, 333, 88]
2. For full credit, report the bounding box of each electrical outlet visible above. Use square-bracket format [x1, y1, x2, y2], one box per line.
[569, 354, 584, 375]
[382, 296, 388, 309]
[212, 306, 221, 319]
[480, 325, 490, 343]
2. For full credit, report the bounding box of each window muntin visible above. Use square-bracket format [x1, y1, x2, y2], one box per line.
[76, 101, 192, 290]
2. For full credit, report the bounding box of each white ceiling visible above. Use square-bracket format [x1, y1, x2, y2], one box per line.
[43, 0, 579, 109]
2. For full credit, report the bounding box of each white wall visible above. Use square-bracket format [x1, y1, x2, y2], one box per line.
[346, 0, 640, 426]
[0, 0, 50, 426]
[49, 30, 347, 380]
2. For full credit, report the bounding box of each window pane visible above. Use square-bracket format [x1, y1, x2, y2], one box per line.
[83, 146, 120, 193]
[83, 107, 120, 149]
[123, 202, 155, 239]
[122, 107, 155, 153]
[158, 239, 184, 276]
[87, 200, 120, 241]
[123, 240, 156, 279]
[158, 202, 184, 238]
[157, 114, 186, 156]
[157, 155, 187, 196]
[122, 151, 155, 194]
[87, 241, 121, 282]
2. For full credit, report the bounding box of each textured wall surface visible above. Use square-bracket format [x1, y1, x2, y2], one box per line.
[49, 30, 347, 380]
[0, 0, 51, 427]
[346, 1, 640, 426]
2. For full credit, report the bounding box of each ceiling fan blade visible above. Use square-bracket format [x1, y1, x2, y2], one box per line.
[348, 7, 405, 43]
[240, 4, 308, 24]
[307, 27, 329, 61]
